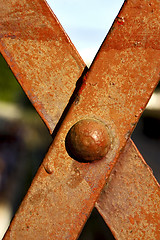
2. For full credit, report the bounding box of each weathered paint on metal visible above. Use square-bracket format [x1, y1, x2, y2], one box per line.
[96, 139, 160, 240]
[0, 0, 86, 133]
[2, 0, 160, 239]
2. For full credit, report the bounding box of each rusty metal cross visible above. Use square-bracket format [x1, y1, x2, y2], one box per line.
[0, 0, 160, 239]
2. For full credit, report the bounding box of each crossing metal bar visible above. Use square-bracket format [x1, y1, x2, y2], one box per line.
[0, 0, 159, 239]
[96, 139, 160, 240]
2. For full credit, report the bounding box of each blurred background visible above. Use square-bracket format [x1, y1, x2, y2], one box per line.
[0, 0, 159, 239]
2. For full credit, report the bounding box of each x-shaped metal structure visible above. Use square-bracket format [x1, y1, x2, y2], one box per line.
[0, 0, 160, 239]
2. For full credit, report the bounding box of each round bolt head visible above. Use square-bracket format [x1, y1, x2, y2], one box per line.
[66, 119, 111, 162]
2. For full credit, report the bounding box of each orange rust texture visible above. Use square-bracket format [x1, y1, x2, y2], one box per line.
[83, 0, 160, 146]
[96, 139, 160, 240]
[0, 0, 85, 133]
[3, 0, 160, 239]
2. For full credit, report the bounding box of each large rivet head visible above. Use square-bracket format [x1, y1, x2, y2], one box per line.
[65, 119, 111, 162]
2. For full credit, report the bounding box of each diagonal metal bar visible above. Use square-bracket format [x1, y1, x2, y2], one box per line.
[0, 0, 159, 238]
[96, 139, 160, 240]
[0, 0, 86, 133]
[3, 0, 160, 239]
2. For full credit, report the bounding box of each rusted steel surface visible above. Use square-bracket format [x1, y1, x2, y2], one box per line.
[0, 0, 85, 133]
[96, 139, 160, 240]
[2, 0, 160, 239]
[65, 118, 112, 162]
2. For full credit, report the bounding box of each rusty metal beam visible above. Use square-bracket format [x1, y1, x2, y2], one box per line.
[1, 0, 160, 239]
[96, 139, 160, 240]
[0, 0, 85, 133]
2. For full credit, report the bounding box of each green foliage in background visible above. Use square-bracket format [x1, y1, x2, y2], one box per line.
[0, 53, 22, 102]
[0, 53, 32, 108]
